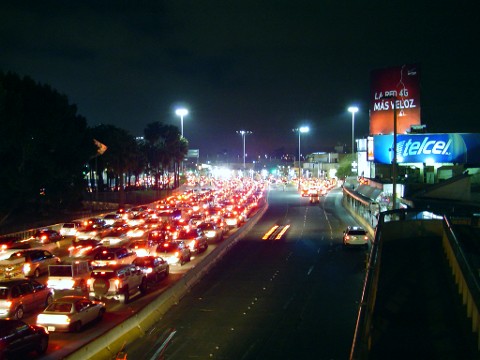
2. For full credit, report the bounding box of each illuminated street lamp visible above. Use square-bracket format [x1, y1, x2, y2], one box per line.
[348, 106, 359, 155]
[293, 126, 309, 189]
[236, 130, 252, 169]
[175, 108, 188, 138]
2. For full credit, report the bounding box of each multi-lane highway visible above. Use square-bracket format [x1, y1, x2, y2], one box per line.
[124, 184, 368, 359]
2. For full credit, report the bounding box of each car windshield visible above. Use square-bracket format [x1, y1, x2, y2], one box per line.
[133, 258, 153, 267]
[45, 302, 72, 313]
[348, 230, 366, 235]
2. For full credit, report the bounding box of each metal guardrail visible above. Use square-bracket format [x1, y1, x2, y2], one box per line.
[443, 216, 480, 350]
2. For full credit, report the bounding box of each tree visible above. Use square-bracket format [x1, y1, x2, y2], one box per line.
[336, 154, 356, 179]
[143, 122, 187, 190]
[90, 124, 139, 207]
[0, 71, 91, 225]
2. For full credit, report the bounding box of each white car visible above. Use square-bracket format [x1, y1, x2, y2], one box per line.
[197, 222, 223, 243]
[59, 222, 82, 237]
[342, 226, 369, 248]
[36, 295, 105, 332]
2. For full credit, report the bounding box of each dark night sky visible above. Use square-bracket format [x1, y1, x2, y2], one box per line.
[1, 1, 479, 160]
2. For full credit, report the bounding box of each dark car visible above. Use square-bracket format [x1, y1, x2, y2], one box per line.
[176, 229, 208, 254]
[133, 256, 169, 284]
[0, 319, 49, 358]
[0, 236, 29, 251]
[156, 240, 191, 265]
[32, 229, 62, 244]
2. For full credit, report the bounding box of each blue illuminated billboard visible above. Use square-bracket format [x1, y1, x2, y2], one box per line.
[373, 133, 480, 164]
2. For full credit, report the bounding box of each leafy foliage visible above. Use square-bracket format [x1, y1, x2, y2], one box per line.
[0, 71, 189, 225]
[0, 72, 92, 219]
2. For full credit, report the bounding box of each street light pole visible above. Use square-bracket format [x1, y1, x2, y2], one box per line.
[293, 126, 309, 190]
[382, 97, 398, 209]
[348, 106, 358, 155]
[175, 108, 188, 138]
[236, 130, 252, 170]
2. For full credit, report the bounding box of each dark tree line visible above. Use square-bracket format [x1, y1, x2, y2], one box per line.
[0, 71, 187, 226]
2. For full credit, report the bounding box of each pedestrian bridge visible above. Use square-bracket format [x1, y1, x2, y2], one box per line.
[349, 208, 480, 359]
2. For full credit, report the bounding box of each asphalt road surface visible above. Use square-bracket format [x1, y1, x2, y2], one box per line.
[125, 185, 368, 360]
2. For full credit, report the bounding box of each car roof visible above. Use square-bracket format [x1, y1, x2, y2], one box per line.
[52, 295, 89, 303]
[0, 278, 31, 286]
[92, 263, 134, 271]
[0, 319, 29, 334]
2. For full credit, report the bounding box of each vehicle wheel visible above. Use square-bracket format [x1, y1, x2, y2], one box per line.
[139, 278, 147, 295]
[45, 293, 54, 307]
[36, 336, 49, 355]
[123, 287, 130, 304]
[165, 266, 170, 277]
[34, 268, 41, 278]
[187, 254, 191, 262]
[71, 321, 82, 333]
[97, 308, 105, 321]
[14, 306, 24, 320]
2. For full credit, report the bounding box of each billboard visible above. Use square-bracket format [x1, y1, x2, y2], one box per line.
[373, 133, 480, 164]
[370, 64, 421, 135]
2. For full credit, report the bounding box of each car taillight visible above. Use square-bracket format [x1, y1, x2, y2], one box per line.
[23, 263, 31, 275]
[87, 278, 93, 286]
[5, 301, 12, 308]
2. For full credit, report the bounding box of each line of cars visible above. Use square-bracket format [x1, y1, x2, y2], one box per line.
[0, 178, 266, 358]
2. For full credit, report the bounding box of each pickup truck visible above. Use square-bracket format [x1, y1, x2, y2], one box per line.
[47, 261, 91, 292]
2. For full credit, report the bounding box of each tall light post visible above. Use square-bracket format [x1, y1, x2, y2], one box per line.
[293, 126, 309, 189]
[175, 108, 188, 138]
[348, 106, 359, 155]
[236, 130, 252, 170]
[381, 96, 398, 210]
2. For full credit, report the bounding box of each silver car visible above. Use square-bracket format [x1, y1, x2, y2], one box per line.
[7, 249, 60, 278]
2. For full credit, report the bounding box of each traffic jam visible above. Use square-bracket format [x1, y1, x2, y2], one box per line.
[0, 176, 266, 358]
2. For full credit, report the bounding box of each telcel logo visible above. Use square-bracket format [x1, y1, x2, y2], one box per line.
[397, 137, 451, 157]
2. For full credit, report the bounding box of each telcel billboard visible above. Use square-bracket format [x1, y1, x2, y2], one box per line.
[373, 133, 480, 164]
[370, 64, 421, 135]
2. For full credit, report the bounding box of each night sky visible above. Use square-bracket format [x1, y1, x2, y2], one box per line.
[1, 1, 478, 160]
